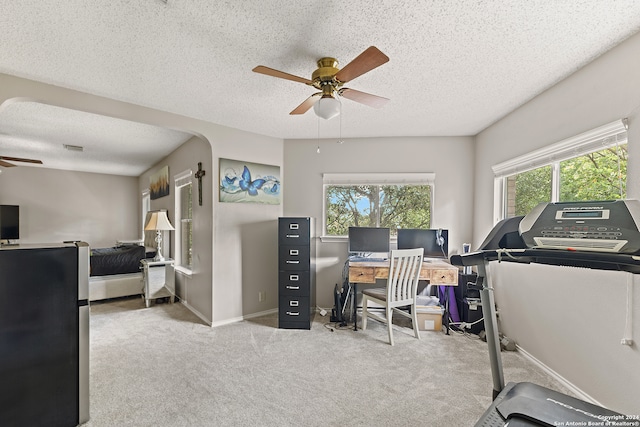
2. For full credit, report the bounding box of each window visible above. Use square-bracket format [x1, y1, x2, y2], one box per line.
[494, 120, 628, 221]
[505, 165, 552, 217]
[559, 145, 627, 202]
[175, 170, 193, 270]
[141, 190, 150, 241]
[323, 173, 434, 237]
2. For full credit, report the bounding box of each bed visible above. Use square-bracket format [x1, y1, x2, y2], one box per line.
[89, 243, 156, 301]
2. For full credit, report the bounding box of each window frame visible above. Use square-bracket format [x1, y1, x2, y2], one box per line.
[174, 169, 193, 273]
[141, 189, 150, 241]
[321, 173, 435, 242]
[492, 119, 628, 223]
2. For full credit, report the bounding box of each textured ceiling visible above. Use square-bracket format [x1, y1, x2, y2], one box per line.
[0, 102, 193, 176]
[2, 1, 640, 175]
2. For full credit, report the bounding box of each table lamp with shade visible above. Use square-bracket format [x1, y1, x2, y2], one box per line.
[144, 210, 174, 262]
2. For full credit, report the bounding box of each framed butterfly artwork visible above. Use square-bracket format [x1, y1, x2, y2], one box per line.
[219, 158, 281, 204]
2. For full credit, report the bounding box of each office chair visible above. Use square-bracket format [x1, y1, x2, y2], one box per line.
[361, 248, 424, 345]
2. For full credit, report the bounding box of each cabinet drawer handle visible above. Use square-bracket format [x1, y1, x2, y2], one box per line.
[286, 234, 300, 238]
[289, 224, 299, 230]
[286, 260, 300, 264]
[286, 286, 300, 290]
[289, 274, 299, 281]
[289, 301, 299, 307]
[286, 311, 300, 316]
[289, 249, 299, 256]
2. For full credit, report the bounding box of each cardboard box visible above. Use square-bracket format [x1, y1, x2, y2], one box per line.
[415, 305, 443, 331]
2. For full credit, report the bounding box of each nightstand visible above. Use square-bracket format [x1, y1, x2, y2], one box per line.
[140, 258, 175, 308]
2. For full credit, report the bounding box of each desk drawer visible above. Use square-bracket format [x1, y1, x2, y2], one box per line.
[429, 268, 458, 285]
[278, 246, 310, 270]
[279, 296, 310, 322]
[349, 266, 375, 283]
[278, 218, 310, 245]
[279, 271, 310, 296]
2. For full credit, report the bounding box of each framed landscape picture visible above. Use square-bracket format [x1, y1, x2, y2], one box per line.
[150, 165, 169, 200]
[219, 158, 280, 204]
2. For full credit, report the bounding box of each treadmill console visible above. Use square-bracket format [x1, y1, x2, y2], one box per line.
[519, 200, 640, 253]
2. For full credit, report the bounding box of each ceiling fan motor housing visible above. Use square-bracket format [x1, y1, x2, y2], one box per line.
[312, 57, 342, 92]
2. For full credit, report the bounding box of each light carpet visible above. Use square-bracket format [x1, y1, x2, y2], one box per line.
[85, 297, 571, 427]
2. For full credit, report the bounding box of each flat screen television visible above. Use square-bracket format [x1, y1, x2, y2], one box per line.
[348, 227, 390, 255]
[397, 228, 448, 258]
[0, 205, 20, 241]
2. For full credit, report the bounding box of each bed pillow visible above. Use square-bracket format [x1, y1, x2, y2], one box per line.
[145, 246, 157, 259]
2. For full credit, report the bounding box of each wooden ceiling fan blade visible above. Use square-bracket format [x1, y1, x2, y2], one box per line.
[252, 66, 313, 85]
[0, 156, 43, 164]
[334, 46, 389, 84]
[339, 88, 389, 109]
[290, 93, 321, 115]
[0, 159, 16, 167]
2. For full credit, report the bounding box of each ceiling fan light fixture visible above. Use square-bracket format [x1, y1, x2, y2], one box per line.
[313, 95, 341, 120]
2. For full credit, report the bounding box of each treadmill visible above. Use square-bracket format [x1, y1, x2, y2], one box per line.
[451, 200, 638, 426]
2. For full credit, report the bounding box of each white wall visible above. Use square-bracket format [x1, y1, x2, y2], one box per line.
[283, 136, 475, 309]
[139, 136, 215, 324]
[138, 128, 282, 326]
[474, 31, 640, 413]
[0, 167, 138, 248]
[204, 126, 283, 325]
[0, 73, 283, 326]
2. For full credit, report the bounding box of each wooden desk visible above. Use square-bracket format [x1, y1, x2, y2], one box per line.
[348, 259, 458, 332]
[349, 259, 458, 285]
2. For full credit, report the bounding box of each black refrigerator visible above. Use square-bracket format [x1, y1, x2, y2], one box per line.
[0, 242, 90, 426]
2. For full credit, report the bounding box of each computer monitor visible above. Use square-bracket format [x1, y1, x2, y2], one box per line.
[397, 228, 448, 258]
[348, 227, 390, 255]
[0, 205, 20, 241]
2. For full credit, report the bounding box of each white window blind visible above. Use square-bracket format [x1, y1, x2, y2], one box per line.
[175, 169, 193, 188]
[323, 172, 435, 185]
[492, 119, 628, 177]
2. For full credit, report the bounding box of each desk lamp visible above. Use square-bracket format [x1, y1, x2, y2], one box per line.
[144, 210, 174, 262]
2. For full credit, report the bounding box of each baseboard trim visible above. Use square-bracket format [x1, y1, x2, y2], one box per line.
[181, 300, 213, 326]
[210, 308, 279, 328]
[243, 308, 279, 320]
[515, 344, 602, 406]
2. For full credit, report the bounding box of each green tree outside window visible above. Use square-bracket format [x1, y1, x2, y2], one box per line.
[325, 184, 431, 236]
[505, 144, 626, 218]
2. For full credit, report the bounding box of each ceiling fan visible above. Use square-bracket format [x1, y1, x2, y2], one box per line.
[0, 156, 43, 168]
[253, 46, 390, 120]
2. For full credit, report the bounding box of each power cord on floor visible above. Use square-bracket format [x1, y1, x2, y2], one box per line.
[323, 321, 353, 332]
[318, 305, 353, 332]
[447, 317, 483, 340]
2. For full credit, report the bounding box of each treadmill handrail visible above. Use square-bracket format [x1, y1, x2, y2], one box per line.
[450, 248, 640, 273]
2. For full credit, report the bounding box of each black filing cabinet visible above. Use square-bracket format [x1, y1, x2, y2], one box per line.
[278, 217, 316, 329]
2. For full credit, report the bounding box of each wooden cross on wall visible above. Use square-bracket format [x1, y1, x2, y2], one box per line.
[195, 162, 206, 206]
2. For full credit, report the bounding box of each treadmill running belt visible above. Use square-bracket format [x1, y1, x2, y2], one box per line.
[475, 382, 623, 426]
